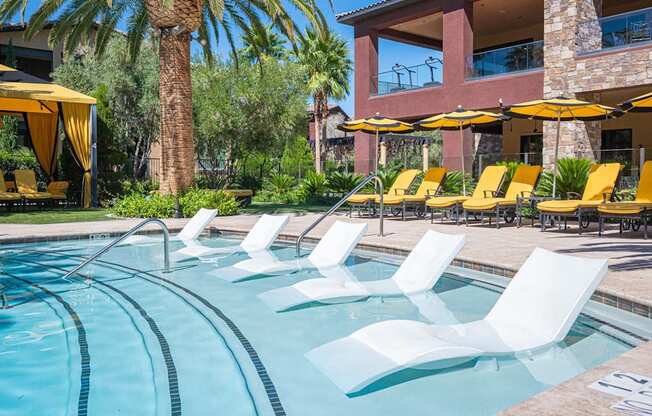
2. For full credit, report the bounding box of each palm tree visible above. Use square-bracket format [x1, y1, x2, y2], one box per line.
[241, 24, 286, 63]
[295, 29, 351, 173]
[0, 0, 325, 195]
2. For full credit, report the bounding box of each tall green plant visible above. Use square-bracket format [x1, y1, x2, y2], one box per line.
[0, 115, 19, 152]
[442, 171, 474, 195]
[537, 158, 592, 197]
[296, 29, 352, 173]
[300, 171, 328, 201]
[327, 171, 362, 193]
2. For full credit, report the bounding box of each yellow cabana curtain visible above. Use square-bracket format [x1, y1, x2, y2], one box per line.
[61, 102, 91, 208]
[25, 112, 59, 178]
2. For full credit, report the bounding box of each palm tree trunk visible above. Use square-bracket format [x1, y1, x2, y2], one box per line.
[314, 112, 322, 173]
[158, 28, 194, 195]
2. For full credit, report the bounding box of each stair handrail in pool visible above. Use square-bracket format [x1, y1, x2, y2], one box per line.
[296, 174, 383, 257]
[62, 218, 171, 279]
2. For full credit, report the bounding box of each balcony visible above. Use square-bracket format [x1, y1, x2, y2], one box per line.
[370, 58, 443, 96]
[469, 40, 544, 79]
[577, 7, 652, 55]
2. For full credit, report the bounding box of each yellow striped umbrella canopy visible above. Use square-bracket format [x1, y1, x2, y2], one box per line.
[502, 97, 620, 121]
[620, 92, 652, 112]
[414, 106, 507, 195]
[414, 107, 507, 130]
[338, 113, 414, 171]
[502, 96, 621, 197]
[338, 114, 414, 134]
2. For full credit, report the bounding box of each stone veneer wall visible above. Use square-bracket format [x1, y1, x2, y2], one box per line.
[544, 0, 652, 168]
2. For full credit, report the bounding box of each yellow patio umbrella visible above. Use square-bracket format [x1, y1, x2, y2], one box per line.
[502, 96, 621, 197]
[414, 106, 507, 195]
[338, 113, 413, 171]
[620, 91, 652, 112]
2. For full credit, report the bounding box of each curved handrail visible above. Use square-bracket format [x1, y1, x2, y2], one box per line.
[62, 218, 171, 279]
[296, 175, 383, 257]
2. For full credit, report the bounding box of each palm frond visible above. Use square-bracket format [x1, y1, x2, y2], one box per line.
[126, 2, 148, 61]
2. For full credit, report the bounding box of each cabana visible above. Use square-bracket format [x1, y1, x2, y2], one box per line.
[0, 64, 97, 208]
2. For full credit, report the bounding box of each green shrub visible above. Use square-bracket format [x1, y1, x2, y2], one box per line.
[179, 188, 239, 217]
[327, 171, 362, 193]
[111, 193, 175, 218]
[264, 173, 296, 195]
[0, 147, 40, 174]
[120, 179, 159, 196]
[537, 158, 592, 197]
[300, 172, 328, 201]
[442, 171, 474, 195]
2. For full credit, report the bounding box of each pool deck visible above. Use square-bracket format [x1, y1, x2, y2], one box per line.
[1, 212, 651, 415]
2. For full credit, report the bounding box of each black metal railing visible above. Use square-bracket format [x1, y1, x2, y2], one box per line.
[469, 40, 544, 79]
[371, 58, 443, 96]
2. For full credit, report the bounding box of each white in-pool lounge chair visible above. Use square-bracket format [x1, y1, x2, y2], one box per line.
[215, 221, 368, 282]
[120, 208, 217, 245]
[305, 248, 607, 394]
[258, 230, 465, 311]
[174, 214, 289, 258]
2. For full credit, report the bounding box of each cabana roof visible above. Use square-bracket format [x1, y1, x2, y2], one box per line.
[0, 65, 96, 111]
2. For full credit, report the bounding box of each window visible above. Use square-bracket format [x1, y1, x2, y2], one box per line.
[601, 129, 633, 175]
[520, 134, 543, 165]
[0, 44, 53, 80]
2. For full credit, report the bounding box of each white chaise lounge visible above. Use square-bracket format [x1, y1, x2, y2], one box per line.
[305, 248, 608, 394]
[120, 208, 217, 245]
[258, 230, 465, 311]
[215, 221, 368, 282]
[174, 214, 289, 258]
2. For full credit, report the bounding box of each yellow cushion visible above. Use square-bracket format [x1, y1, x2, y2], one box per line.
[538, 199, 603, 213]
[22, 192, 52, 200]
[463, 197, 517, 211]
[380, 194, 429, 205]
[0, 169, 6, 193]
[347, 194, 375, 204]
[504, 165, 542, 200]
[0, 191, 21, 201]
[471, 165, 508, 199]
[413, 167, 447, 198]
[598, 201, 652, 215]
[635, 161, 652, 202]
[426, 196, 469, 208]
[224, 189, 253, 197]
[582, 163, 621, 201]
[387, 169, 421, 195]
[47, 181, 69, 198]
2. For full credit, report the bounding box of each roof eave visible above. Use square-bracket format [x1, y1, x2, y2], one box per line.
[336, 0, 416, 25]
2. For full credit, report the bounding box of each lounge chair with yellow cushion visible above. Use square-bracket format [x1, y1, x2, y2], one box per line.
[598, 161, 652, 239]
[426, 165, 507, 224]
[381, 167, 447, 220]
[463, 165, 542, 228]
[347, 169, 420, 217]
[537, 163, 621, 234]
[48, 181, 70, 206]
[14, 169, 52, 207]
[0, 170, 22, 209]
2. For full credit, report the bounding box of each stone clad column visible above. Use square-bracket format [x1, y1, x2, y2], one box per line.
[379, 141, 387, 167]
[353, 27, 379, 174]
[543, 0, 603, 168]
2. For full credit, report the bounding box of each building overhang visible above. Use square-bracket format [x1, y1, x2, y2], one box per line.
[336, 0, 422, 25]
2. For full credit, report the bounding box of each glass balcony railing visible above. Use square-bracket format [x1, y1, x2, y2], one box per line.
[370, 58, 443, 96]
[577, 7, 652, 54]
[469, 40, 544, 79]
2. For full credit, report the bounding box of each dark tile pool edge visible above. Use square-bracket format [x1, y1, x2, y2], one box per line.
[210, 228, 652, 321]
[1, 227, 650, 320]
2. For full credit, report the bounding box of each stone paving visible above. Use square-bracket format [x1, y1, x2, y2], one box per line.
[2, 212, 652, 416]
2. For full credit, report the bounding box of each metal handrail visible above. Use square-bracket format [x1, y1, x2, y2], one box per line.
[62, 218, 171, 279]
[296, 175, 384, 257]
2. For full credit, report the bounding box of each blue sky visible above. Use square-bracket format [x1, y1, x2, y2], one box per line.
[18, 0, 440, 116]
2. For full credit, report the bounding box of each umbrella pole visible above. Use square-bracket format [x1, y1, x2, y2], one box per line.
[552, 114, 561, 198]
[375, 130, 379, 173]
[459, 125, 466, 196]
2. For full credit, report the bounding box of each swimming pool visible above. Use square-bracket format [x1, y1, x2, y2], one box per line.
[0, 235, 638, 415]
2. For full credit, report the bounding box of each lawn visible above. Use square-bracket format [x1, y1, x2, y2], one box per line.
[0, 209, 114, 224]
[241, 201, 336, 215]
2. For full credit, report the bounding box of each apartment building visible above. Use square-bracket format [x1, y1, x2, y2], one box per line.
[338, 0, 652, 177]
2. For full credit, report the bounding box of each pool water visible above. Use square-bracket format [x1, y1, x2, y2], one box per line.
[0, 236, 633, 416]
